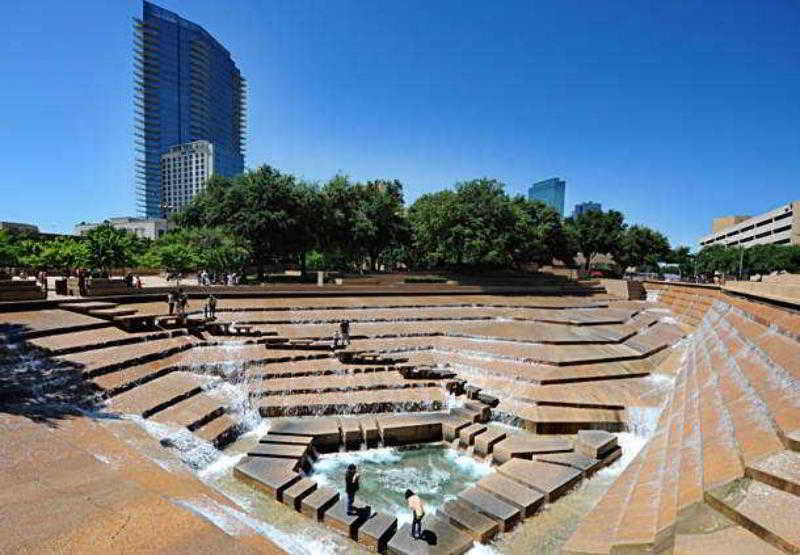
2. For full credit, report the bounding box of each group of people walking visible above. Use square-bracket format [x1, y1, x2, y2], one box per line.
[166, 288, 188, 318]
[197, 270, 239, 286]
[345, 463, 426, 539]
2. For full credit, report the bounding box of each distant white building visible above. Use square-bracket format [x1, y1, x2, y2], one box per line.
[75, 217, 171, 240]
[160, 140, 215, 215]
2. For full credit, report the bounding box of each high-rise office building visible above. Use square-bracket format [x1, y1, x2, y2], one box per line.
[573, 201, 602, 217]
[528, 178, 566, 217]
[134, 1, 246, 218]
[161, 140, 215, 214]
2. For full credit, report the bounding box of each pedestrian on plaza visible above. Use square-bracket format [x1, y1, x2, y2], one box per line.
[167, 290, 176, 315]
[345, 464, 360, 515]
[78, 269, 87, 296]
[134, 274, 142, 288]
[205, 294, 217, 319]
[176, 288, 187, 317]
[332, 330, 342, 351]
[405, 489, 425, 539]
[340, 320, 351, 346]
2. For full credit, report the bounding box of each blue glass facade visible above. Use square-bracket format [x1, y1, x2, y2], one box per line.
[134, 1, 245, 217]
[573, 201, 602, 217]
[528, 178, 566, 217]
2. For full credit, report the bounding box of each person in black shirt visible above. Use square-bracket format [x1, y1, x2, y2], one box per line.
[345, 463, 359, 515]
[340, 320, 351, 346]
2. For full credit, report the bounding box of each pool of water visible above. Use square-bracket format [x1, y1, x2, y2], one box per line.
[311, 444, 492, 522]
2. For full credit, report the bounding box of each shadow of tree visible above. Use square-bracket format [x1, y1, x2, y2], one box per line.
[0, 323, 120, 427]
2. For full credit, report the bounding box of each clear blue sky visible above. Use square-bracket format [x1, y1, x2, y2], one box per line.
[1, 1, 798, 248]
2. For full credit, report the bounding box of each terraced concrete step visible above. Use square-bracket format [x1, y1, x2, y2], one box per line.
[442, 414, 473, 442]
[357, 511, 397, 553]
[148, 391, 226, 431]
[323, 498, 369, 540]
[247, 442, 311, 461]
[473, 427, 507, 457]
[457, 487, 520, 532]
[535, 451, 602, 477]
[475, 473, 544, 518]
[269, 418, 342, 452]
[258, 387, 447, 418]
[458, 423, 487, 447]
[377, 413, 445, 446]
[497, 458, 582, 502]
[492, 436, 572, 464]
[282, 477, 317, 511]
[193, 413, 238, 447]
[58, 336, 194, 376]
[706, 479, 800, 554]
[746, 450, 800, 496]
[387, 515, 474, 555]
[301, 486, 340, 521]
[438, 499, 499, 543]
[109, 371, 211, 417]
[575, 430, 618, 459]
[233, 457, 301, 502]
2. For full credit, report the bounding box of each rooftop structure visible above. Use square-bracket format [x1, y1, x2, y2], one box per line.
[712, 214, 750, 234]
[134, 1, 246, 218]
[699, 201, 800, 248]
[528, 178, 566, 217]
[75, 217, 172, 240]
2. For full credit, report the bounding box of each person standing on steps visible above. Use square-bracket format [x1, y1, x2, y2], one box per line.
[340, 319, 350, 346]
[205, 294, 217, 319]
[405, 489, 425, 539]
[345, 463, 360, 515]
[167, 290, 176, 315]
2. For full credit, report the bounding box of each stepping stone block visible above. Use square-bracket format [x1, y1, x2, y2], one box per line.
[601, 446, 622, 467]
[438, 499, 499, 543]
[465, 385, 482, 400]
[259, 433, 319, 459]
[457, 487, 520, 532]
[474, 428, 507, 457]
[339, 417, 363, 450]
[442, 416, 473, 442]
[476, 473, 544, 518]
[358, 511, 397, 553]
[497, 459, 582, 503]
[247, 442, 310, 461]
[451, 407, 481, 423]
[476, 392, 499, 407]
[575, 430, 618, 459]
[378, 414, 443, 446]
[463, 401, 490, 422]
[301, 486, 340, 521]
[387, 516, 474, 555]
[458, 424, 487, 447]
[535, 452, 602, 477]
[233, 457, 301, 502]
[492, 437, 573, 464]
[323, 498, 368, 540]
[283, 478, 317, 511]
[269, 418, 342, 452]
[358, 416, 381, 447]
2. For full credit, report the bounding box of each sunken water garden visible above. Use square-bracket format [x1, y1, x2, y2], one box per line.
[1, 279, 799, 554]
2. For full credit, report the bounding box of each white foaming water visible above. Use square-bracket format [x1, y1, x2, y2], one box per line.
[314, 448, 402, 474]
[444, 449, 492, 479]
[173, 496, 339, 555]
[126, 414, 222, 472]
[659, 316, 680, 325]
[445, 392, 466, 410]
[467, 544, 502, 555]
[600, 405, 662, 477]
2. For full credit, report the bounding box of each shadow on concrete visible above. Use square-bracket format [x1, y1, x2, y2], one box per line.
[420, 529, 438, 545]
[0, 323, 119, 427]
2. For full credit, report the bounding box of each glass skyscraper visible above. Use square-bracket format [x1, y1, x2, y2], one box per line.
[528, 178, 566, 217]
[134, 1, 246, 217]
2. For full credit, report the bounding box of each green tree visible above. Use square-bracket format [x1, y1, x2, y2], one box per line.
[37, 238, 89, 273]
[0, 231, 20, 269]
[564, 210, 626, 270]
[84, 224, 141, 273]
[610, 225, 671, 272]
[177, 166, 320, 278]
[667, 245, 695, 277]
[509, 197, 573, 267]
